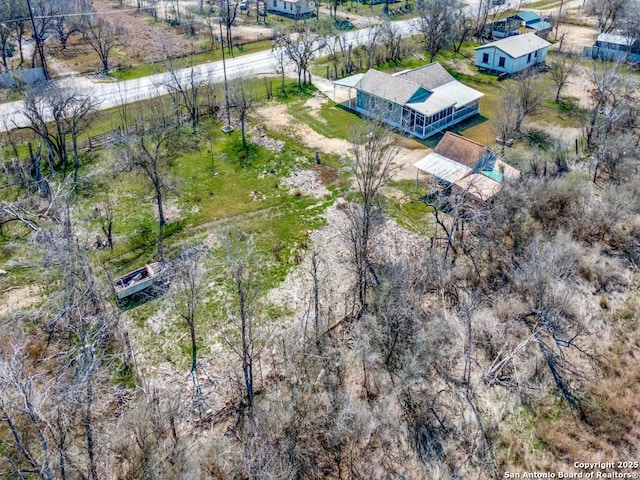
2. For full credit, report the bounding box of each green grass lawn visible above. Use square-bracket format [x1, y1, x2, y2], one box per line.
[110, 40, 274, 81]
[385, 180, 434, 234]
[286, 98, 367, 140]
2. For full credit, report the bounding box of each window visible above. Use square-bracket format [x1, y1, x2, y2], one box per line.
[527, 52, 532, 62]
[534, 50, 538, 58]
[482, 52, 489, 63]
[498, 56, 506, 67]
[388, 101, 393, 111]
[273, 0, 277, 6]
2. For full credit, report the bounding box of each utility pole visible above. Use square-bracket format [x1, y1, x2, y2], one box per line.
[219, 18, 234, 133]
[26, 0, 49, 80]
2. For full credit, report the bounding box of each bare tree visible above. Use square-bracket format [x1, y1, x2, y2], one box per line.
[583, 60, 638, 152]
[172, 247, 207, 419]
[223, 235, 269, 427]
[585, 0, 630, 32]
[416, 0, 459, 62]
[82, 14, 123, 73]
[502, 72, 546, 132]
[228, 72, 256, 148]
[547, 51, 579, 103]
[492, 92, 519, 153]
[51, 0, 90, 50]
[163, 50, 204, 134]
[451, 8, 474, 54]
[274, 26, 326, 89]
[346, 123, 398, 312]
[118, 99, 177, 260]
[21, 85, 98, 177]
[0, 349, 56, 480]
[271, 39, 292, 96]
[220, 0, 239, 56]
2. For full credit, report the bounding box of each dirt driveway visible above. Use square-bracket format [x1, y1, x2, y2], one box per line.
[255, 93, 429, 181]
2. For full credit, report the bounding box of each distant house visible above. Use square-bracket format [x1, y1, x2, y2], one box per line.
[492, 11, 551, 39]
[413, 132, 520, 202]
[333, 63, 484, 140]
[267, 0, 314, 17]
[515, 11, 552, 38]
[475, 33, 551, 75]
[591, 33, 640, 63]
[492, 17, 521, 39]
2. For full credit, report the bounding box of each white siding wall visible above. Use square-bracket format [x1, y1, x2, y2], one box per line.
[475, 46, 549, 74]
[269, 0, 314, 15]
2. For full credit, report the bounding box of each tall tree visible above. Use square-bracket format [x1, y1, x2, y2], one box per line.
[172, 247, 207, 419]
[547, 52, 579, 103]
[416, 0, 458, 62]
[119, 99, 177, 260]
[346, 123, 398, 312]
[21, 85, 97, 177]
[274, 26, 326, 89]
[163, 50, 204, 134]
[223, 235, 268, 427]
[228, 72, 256, 148]
[82, 14, 123, 73]
[586, 0, 630, 32]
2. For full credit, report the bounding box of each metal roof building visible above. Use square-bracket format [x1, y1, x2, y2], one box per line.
[333, 63, 483, 139]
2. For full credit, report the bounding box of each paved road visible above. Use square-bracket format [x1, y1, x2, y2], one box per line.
[0, 18, 418, 132]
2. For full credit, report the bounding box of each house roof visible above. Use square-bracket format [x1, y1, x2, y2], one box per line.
[332, 73, 365, 88]
[406, 81, 484, 118]
[342, 63, 483, 118]
[394, 63, 455, 91]
[596, 32, 637, 46]
[475, 33, 551, 58]
[527, 20, 552, 31]
[454, 173, 502, 201]
[515, 11, 540, 23]
[414, 152, 471, 183]
[414, 133, 520, 201]
[355, 69, 421, 105]
[433, 132, 490, 169]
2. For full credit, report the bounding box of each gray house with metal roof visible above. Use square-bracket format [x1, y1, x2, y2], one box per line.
[475, 33, 551, 75]
[333, 63, 483, 139]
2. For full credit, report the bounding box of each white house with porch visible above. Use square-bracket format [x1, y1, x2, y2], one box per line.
[333, 63, 483, 140]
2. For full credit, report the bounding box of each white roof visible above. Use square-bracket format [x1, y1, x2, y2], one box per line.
[414, 152, 471, 183]
[475, 33, 551, 58]
[332, 73, 365, 88]
[597, 32, 636, 46]
[408, 81, 484, 117]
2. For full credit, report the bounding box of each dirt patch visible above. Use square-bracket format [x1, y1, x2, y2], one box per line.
[255, 103, 352, 157]
[303, 93, 328, 122]
[255, 99, 430, 180]
[557, 62, 594, 110]
[281, 167, 331, 198]
[0, 286, 40, 315]
[267, 200, 431, 322]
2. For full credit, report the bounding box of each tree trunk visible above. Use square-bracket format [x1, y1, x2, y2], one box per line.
[85, 373, 98, 480]
[155, 179, 166, 261]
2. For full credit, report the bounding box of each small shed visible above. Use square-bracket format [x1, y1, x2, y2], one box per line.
[475, 33, 551, 75]
[591, 33, 640, 62]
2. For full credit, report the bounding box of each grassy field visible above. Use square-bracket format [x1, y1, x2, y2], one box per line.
[110, 40, 274, 81]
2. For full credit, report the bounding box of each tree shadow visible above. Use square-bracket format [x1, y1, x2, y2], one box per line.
[116, 280, 171, 311]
